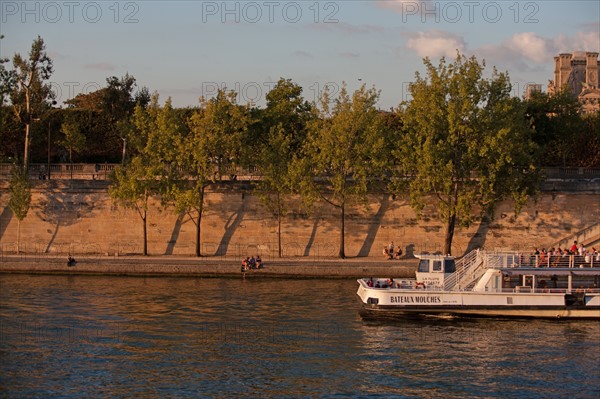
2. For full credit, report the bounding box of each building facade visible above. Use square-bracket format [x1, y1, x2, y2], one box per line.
[547, 51, 600, 113]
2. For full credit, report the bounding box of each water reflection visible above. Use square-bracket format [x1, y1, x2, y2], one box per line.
[1, 275, 599, 399]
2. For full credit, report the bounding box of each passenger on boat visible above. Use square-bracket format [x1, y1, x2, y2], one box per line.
[570, 241, 578, 254]
[368, 278, 374, 287]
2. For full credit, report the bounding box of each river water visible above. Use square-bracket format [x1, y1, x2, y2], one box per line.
[0, 274, 598, 399]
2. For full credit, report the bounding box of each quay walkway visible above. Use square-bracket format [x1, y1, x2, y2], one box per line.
[0, 253, 418, 279]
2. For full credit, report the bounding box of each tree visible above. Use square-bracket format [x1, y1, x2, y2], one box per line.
[109, 95, 180, 256]
[254, 79, 313, 257]
[8, 165, 32, 253]
[109, 157, 154, 256]
[173, 90, 251, 257]
[10, 36, 54, 169]
[256, 125, 294, 258]
[524, 91, 589, 167]
[64, 73, 150, 163]
[58, 118, 86, 178]
[396, 53, 541, 255]
[294, 84, 387, 258]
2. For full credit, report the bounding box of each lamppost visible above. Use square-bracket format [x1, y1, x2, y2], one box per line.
[47, 120, 51, 180]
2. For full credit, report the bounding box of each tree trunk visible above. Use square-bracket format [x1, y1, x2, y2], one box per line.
[277, 214, 282, 258]
[195, 186, 205, 257]
[17, 219, 21, 254]
[142, 210, 147, 256]
[195, 213, 201, 257]
[277, 192, 282, 258]
[121, 138, 127, 164]
[339, 203, 346, 259]
[23, 123, 30, 170]
[444, 213, 456, 256]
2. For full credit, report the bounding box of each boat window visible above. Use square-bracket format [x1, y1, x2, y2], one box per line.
[444, 259, 456, 273]
[432, 260, 442, 272]
[418, 260, 429, 272]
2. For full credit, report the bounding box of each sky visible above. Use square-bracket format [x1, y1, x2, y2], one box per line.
[1, 0, 599, 110]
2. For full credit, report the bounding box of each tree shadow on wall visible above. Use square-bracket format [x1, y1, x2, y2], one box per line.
[465, 215, 490, 256]
[35, 190, 96, 254]
[216, 201, 246, 256]
[0, 205, 13, 241]
[303, 217, 320, 257]
[358, 195, 391, 257]
[164, 212, 185, 255]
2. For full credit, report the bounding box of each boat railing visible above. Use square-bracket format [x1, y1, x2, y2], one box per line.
[501, 288, 600, 294]
[482, 252, 599, 269]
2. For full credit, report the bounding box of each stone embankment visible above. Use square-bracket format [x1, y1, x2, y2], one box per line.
[0, 254, 418, 279]
[1, 173, 599, 264]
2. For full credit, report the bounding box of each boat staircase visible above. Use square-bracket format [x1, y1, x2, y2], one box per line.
[444, 250, 487, 291]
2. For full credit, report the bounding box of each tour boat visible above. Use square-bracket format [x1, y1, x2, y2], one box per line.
[357, 250, 600, 319]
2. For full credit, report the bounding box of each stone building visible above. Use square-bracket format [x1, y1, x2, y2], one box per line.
[547, 51, 600, 113]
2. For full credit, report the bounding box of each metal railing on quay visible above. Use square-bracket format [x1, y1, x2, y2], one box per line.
[1, 164, 600, 182]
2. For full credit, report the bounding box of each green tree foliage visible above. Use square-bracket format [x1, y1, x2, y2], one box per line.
[524, 90, 598, 167]
[294, 84, 387, 258]
[9, 36, 54, 169]
[108, 95, 179, 255]
[173, 90, 251, 257]
[59, 118, 86, 166]
[255, 79, 313, 257]
[396, 53, 541, 255]
[109, 157, 154, 256]
[64, 73, 149, 163]
[8, 165, 32, 253]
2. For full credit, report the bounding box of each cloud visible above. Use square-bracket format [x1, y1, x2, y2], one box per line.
[338, 52, 360, 59]
[554, 30, 600, 53]
[506, 32, 550, 63]
[292, 51, 313, 59]
[375, 0, 437, 16]
[477, 29, 599, 67]
[310, 22, 387, 35]
[84, 63, 116, 71]
[405, 30, 465, 59]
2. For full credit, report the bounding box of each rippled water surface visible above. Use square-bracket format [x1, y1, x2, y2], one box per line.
[1, 274, 599, 398]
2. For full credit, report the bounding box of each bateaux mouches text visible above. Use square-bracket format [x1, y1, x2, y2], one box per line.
[390, 296, 442, 304]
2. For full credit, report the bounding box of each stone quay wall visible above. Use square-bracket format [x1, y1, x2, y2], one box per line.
[0, 179, 599, 262]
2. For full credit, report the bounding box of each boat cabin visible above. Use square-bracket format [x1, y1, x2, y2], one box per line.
[415, 254, 456, 288]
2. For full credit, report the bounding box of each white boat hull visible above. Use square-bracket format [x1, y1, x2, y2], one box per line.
[357, 284, 600, 319]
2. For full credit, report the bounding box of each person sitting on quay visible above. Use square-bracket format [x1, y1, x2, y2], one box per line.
[383, 241, 398, 260]
[394, 247, 403, 259]
[255, 255, 262, 269]
[67, 255, 77, 267]
[241, 257, 249, 272]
